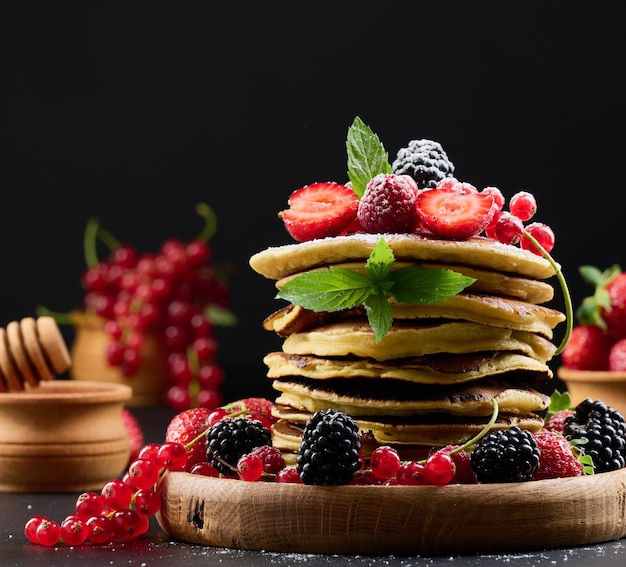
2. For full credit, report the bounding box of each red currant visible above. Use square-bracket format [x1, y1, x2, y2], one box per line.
[127, 458, 161, 490]
[134, 488, 162, 516]
[369, 446, 402, 479]
[101, 479, 133, 510]
[24, 516, 46, 544]
[85, 515, 113, 544]
[509, 191, 537, 221]
[158, 441, 188, 471]
[395, 461, 427, 485]
[60, 514, 88, 546]
[190, 462, 220, 477]
[491, 211, 524, 245]
[75, 491, 105, 519]
[35, 518, 61, 546]
[423, 452, 456, 486]
[237, 454, 264, 481]
[521, 222, 555, 255]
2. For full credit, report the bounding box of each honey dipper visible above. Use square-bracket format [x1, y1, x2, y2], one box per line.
[0, 316, 71, 392]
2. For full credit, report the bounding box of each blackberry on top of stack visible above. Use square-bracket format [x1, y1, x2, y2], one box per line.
[250, 117, 567, 464]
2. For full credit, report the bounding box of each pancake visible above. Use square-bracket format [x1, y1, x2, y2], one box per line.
[263, 351, 553, 385]
[271, 408, 545, 450]
[276, 261, 556, 304]
[282, 320, 556, 363]
[264, 293, 564, 339]
[249, 233, 557, 281]
[272, 377, 550, 417]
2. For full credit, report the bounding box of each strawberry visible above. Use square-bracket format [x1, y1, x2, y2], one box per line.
[544, 409, 575, 434]
[603, 273, 626, 338]
[121, 409, 145, 464]
[222, 397, 276, 424]
[357, 173, 419, 233]
[609, 338, 626, 371]
[532, 431, 583, 480]
[560, 324, 612, 370]
[165, 407, 212, 472]
[415, 186, 495, 240]
[280, 182, 359, 242]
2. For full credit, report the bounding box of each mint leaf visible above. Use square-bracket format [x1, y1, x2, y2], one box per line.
[544, 390, 572, 421]
[388, 267, 475, 304]
[275, 237, 475, 342]
[365, 238, 395, 283]
[346, 116, 392, 198]
[277, 268, 374, 312]
[364, 291, 393, 343]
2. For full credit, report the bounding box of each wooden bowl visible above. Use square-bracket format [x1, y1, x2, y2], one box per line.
[156, 468, 626, 556]
[69, 312, 169, 407]
[0, 380, 132, 492]
[557, 367, 626, 416]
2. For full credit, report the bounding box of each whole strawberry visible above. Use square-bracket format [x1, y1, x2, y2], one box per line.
[544, 410, 575, 434]
[222, 397, 276, 425]
[560, 324, 612, 370]
[532, 431, 583, 480]
[165, 407, 211, 472]
[603, 273, 626, 338]
[357, 173, 419, 233]
[609, 338, 626, 371]
[441, 445, 477, 484]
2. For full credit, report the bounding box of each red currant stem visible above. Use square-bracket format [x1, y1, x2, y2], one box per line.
[195, 203, 218, 243]
[417, 398, 500, 464]
[522, 230, 573, 356]
[183, 408, 253, 452]
[206, 448, 238, 474]
[450, 398, 499, 456]
[34, 305, 73, 325]
[83, 217, 101, 268]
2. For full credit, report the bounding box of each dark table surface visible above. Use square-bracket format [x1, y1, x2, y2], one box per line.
[2, 406, 626, 567]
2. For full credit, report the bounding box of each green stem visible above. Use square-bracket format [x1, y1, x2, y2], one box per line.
[523, 231, 573, 356]
[195, 203, 218, 242]
[83, 218, 100, 268]
[35, 306, 74, 325]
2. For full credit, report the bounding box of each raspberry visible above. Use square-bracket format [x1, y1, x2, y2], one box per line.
[470, 426, 540, 482]
[357, 173, 419, 233]
[249, 445, 286, 474]
[391, 139, 455, 189]
[563, 399, 626, 472]
[560, 324, 612, 370]
[206, 417, 272, 475]
[296, 409, 361, 485]
[441, 445, 477, 484]
[532, 431, 583, 480]
[544, 410, 575, 434]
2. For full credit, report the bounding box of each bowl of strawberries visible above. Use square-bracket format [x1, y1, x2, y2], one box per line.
[558, 264, 626, 415]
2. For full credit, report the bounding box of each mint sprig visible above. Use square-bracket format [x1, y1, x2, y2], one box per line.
[276, 239, 475, 342]
[346, 116, 392, 198]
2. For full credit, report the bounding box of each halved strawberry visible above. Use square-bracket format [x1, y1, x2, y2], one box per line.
[280, 182, 359, 242]
[415, 188, 495, 240]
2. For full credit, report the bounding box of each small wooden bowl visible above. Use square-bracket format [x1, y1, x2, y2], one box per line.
[0, 380, 132, 492]
[557, 367, 626, 417]
[157, 468, 626, 556]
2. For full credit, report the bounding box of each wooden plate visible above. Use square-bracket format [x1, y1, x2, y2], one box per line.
[157, 468, 626, 556]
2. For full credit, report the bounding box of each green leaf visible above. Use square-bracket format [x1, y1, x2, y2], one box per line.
[346, 116, 392, 198]
[364, 291, 393, 343]
[544, 390, 572, 421]
[387, 266, 475, 304]
[276, 268, 374, 312]
[365, 238, 395, 283]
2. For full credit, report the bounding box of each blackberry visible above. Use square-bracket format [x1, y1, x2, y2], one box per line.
[206, 417, 272, 474]
[470, 426, 540, 482]
[391, 139, 455, 189]
[296, 409, 361, 485]
[563, 398, 626, 472]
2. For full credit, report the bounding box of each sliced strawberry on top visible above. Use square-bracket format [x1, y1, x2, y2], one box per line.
[280, 182, 359, 242]
[415, 188, 495, 240]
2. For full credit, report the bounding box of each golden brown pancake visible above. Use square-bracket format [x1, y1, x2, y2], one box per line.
[282, 320, 556, 363]
[272, 377, 550, 417]
[249, 233, 557, 281]
[264, 294, 564, 339]
[275, 261, 556, 304]
[264, 351, 552, 385]
[271, 410, 545, 460]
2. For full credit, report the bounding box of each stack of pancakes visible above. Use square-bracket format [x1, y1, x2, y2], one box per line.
[249, 233, 565, 463]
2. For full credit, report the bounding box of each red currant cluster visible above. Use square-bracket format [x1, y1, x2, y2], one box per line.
[483, 188, 555, 254]
[24, 441, 189, 546]
[79, 205, 232, 410]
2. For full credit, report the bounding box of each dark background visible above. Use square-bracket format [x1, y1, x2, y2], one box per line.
[1, 2, 624, 401]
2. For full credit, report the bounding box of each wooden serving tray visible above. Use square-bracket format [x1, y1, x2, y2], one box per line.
[157, 468, 626, 556]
